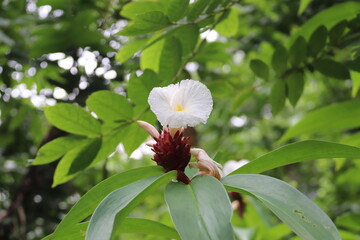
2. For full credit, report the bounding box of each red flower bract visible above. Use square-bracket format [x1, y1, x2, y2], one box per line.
[152, 129, 191, 184]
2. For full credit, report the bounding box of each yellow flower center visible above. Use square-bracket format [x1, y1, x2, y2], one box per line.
[176, 104, 184, 111]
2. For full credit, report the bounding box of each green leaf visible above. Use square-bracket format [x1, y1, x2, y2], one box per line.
[350, 70, 360, 97]
[140, 38, 165, 73]
[173, 25, 199, 58]
[44, 103, 101, 137]
[289, 37, 307, 67]
[270, 80, 286, 115]
[86, 90, 133, 122]
[167, 0, 189, 22]
[206, 0, 223, 14]
[53, 138, 101, 187]
[43, 222, 87, 240]
[286, 71, 304, 106]
[113, 218, 180, 239]
[33, 136, 85, 165]
[335, 213, 360, 232]
[215, 8, 239, 37]
[271, 45, 288, 75]
[86, 171, 176, 240]
[119, 11, 171, 36]
[122, 108, 156, 155]
[128, 69, 160, 107]
[230, 140, 360, 175]
[291, 2, 360, 42]
[187, 0, 209, 21]
[298, 0, 312, 15]
[314, 58, 350, 79]
[159, 36, 182, 82]
[329, 20, 347, 45]
[120, 1, 167, 19]
[280, 99, 360, 142]
[308, 25, 327, 57]
[250, 59, 269, 81]
[222, 174, 341, 240]
[54, 166, 164, 233]
[165, 175, 235, 240]
[116, 38, 148, 63]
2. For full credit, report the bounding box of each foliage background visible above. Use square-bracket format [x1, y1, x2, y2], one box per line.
[0, 0, 359, 239]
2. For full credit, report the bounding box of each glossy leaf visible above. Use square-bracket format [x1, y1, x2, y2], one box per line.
[116, 38, 148, 63]
[167, 0, 189, 22]
[86, 90, 133, 122]
[165, 175, 235, 240]
[314, 58, 350, 79]
[271, 45, 288, 75]
[250, 59, 269, 81]
[119, 11, 171, 36]
[187, 0, 209, 21]
[222, 174, 341, 240]
[270, 80, 286, 115]
[54, 166, 164, 233]
[113, 218, 180, 239]
[286, 71, 304, 106]
[159, 36, 182, 82]
[230, 140, 360, 175]
[86, 171, 176, 240]
[44, 103, 101, 137]
[33, 135, 85, 165]
[289, 37, 307, 67]
[128, 69, 160, 106]
[308, 25, 327, 57]
[53, 138, 101, 187]
[280, 99, 360, 142]
[291, 2, 360, 42]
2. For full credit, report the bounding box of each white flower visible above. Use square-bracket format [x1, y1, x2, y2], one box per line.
[148, 79, 213, 128]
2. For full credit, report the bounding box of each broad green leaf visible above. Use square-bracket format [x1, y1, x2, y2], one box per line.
[86, 171, 176, 240]
[122, 108, 156, 155]
[351, 70, 360, 97]
[314, 58, 350, 79]
[187, 0, 209, 21]
[280, 99, 360, 142]
[270, 80, 286, 115]
[33, 136, 85, 165]
[167, 0, 189, 22]
[308, 25, 327, 57]
[250, 59, 269, 81]
[347, 57, 360, 72]
[53, 138, 101, 187]
[90, 123, 130, 167]
[119, 11, 171, 36]
[329, 20, 347, 45]
[271, 45, 288, 75]
[335, 213, 360, 232]
[206, 0, 222, 14]
[173, 25, 199, 58]
[286, 71, 304, 106]
[113, 218, 180, 239]
[222, 174, 341, 240]
[298, 0, 312, 15]
[86, 90, 133, 122]
[165, 175, 235, 240]
[120, 1, 167, 19]
[230, 140, 360, 175]
[50, 218, 180, 240]
[289, 37, 307, 67]
[43, 222, 87, 240]
[116, 38, 148, 63]
[44, 103, 101, 137]
[54, 166, 163, 233]
[140, 38, 164, 72]
[128, 70, 160, 107]
[158, 36, 182, 82]
[291, 2, 360, 43]
[215, 8, 239, 37]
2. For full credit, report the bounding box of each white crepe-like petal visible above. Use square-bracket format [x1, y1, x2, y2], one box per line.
[148, 79, 213, 128]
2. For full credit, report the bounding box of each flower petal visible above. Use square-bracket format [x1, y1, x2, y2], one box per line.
[148, 79, 213, 128]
